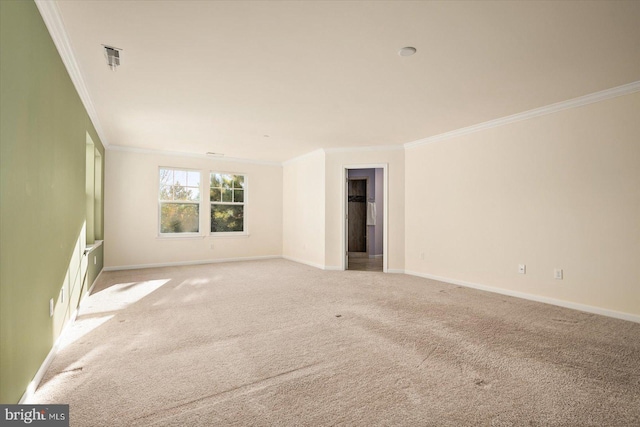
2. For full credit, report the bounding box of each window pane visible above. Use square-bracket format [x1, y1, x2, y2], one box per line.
[160, 169, 173, 186]
[234, 189, 244, 203]
[160, 185, 173, 200]
[187, 187, 200, 202]
[221, 174, 233, 188]
[233, 175, 245, 188]
[211, 173, 221, 187]
[210, 188, 221, 202]
[161, 203, 199, 233]
[173, 184, 194, 201]
[211, 205, 244, 232]
[187, 171, 200, 187]
[174, 170, 187, 186]
[221, 189, 232, 202]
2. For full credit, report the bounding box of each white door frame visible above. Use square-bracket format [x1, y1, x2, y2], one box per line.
[342, 164, 388, 272]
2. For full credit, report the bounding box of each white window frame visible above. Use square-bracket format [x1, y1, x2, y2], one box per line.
[209, 171, 248, 236]
[158, 167, 202, 237]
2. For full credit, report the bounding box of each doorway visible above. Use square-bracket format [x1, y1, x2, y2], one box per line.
[345, 167, 385, 272]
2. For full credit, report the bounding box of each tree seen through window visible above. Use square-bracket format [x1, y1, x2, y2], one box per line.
[159, 168, 200, 233]
[210, 173, 245, 233]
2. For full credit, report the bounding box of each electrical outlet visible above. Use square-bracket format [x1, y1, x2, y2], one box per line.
[210, 243, 215, 250]
[518, 264, 526, 274]
[94, 255, 97, 265]
[49, 298, 54, 317]
[554, 269, 563, 280]
[60, 288, 64, 303]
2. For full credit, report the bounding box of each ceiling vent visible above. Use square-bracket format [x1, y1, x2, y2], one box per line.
[103, 45, 122, 71]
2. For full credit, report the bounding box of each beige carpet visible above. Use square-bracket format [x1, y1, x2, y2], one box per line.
[31, 259, 640, 426]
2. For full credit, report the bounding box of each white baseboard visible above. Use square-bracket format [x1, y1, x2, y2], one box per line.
[19, 341, 59, 404]
[19, 267, 104, 404]
[386, 269, 405, 274]
[85, 269, 103, 296]
[104, 255, 281, 271]
[282, 256, 326, 271]
[324, 265, 343, 271]
[405, 270, 640, 324]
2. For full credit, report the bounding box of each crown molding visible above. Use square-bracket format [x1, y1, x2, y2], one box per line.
[35, 0, 110, 148]
[324, 144, 404, 154]
[108, 145, 282, 167]
[405, 81, 640, 149]
[283, 144, 404, 166]
[30, 1, 640, 161]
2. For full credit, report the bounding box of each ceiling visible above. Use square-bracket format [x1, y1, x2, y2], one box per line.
[48, 0, 640, 163]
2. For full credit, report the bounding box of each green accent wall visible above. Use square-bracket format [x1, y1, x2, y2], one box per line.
[0, 0, 105, 403]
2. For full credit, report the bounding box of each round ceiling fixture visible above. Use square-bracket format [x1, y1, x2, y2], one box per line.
[398, 46, 417, 57]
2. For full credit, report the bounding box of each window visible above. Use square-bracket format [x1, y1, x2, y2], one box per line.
[210, 172, 246, 233]
[159, 168, 201, 234]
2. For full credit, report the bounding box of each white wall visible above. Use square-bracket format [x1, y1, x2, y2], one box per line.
[282, 150, 326, 268]
[324, 149, 405, 271]
[104, 149, 283, 268]
[405, 92, 640, 317]
[103, 89, 638, 321]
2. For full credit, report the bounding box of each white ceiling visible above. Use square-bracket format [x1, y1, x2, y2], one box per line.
[49, 0, 640, 163]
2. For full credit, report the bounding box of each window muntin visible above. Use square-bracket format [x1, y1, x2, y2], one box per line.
[210, 173, 246, 233]
[159, 168, 201, 234]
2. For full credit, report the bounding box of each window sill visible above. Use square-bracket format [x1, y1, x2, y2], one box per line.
[157, 234, 205, 240]
[209, 232, 250, 239]
[84, 240, 103, 255]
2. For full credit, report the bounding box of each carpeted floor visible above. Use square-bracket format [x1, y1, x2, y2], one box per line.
[31, 259, 640, 426]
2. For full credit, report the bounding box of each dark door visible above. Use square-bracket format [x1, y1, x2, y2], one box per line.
[348, 179, 367, 252]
